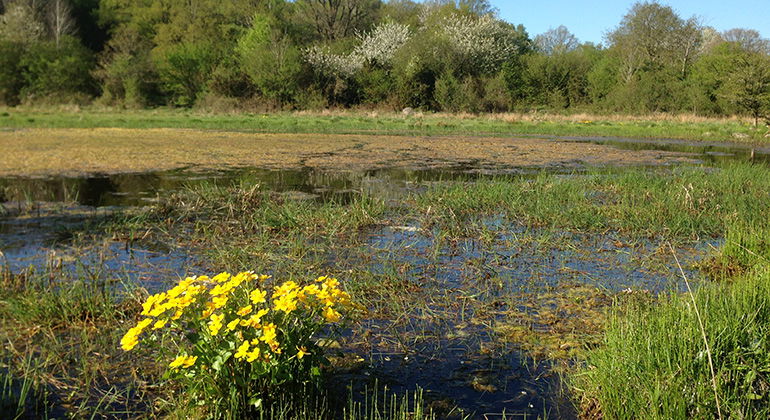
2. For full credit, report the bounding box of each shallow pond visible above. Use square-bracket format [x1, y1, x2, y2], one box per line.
[0, 136, 752, 418]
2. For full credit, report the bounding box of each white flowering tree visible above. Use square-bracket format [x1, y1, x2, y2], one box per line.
[304, 21, 412, 78]
[440, 13, 523, 76]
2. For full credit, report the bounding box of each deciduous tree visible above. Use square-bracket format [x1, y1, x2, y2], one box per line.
[535, 25, 578, 55]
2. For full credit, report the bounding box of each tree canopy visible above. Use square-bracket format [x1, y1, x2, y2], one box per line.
[0, 0, 767, 120]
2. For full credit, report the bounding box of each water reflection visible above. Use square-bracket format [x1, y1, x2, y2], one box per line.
[551, 135, 770, 165]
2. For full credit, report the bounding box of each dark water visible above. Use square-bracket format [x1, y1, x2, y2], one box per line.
[551, 135, 770, 165]
[0, 166, 501, 208]
[345, 222, 714, 418]
[0, 136, 746, 419]
[0, 135, 765, 209]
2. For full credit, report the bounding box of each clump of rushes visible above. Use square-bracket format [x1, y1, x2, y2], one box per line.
[120, 271, 361, 418]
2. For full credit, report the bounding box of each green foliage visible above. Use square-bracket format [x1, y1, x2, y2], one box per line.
[19, 36, 95, 100]
[355, 66, 396, 106]
[686, 43, 740, 115]
[0, 40, 24, 105]
[154, 42, 217, 106]
[434, 72, 460, 112]
[500, 56, 526, 106]
[95, 30, 160, 106]
[0, 0, 768, 113]
[573, 263, 770, 419]
[724, 52, 770, 125]
[479, 73, 511, 112]
[586, 54, 618, 106]
[236, 13, 302, 106]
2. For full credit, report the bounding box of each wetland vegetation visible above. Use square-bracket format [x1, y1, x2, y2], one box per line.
[2, 157, 770, 418]
[2, 0, 770, 417]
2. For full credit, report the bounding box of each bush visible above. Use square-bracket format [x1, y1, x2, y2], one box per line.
[236, 14, 302, 106]
[121, 271, 360, 417]
[355, 66, 396, 106]
[480, 74, 512, 112]
[434, 72, 460, 112]
[19, 36, 95, 100]
[0, 40, 25, 105]
[154, 42, 217, 107]
[95, 29, 162, 107]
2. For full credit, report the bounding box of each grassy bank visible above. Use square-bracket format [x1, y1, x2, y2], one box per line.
[572, 224, 770, 419]
[1, 108, 768, 143]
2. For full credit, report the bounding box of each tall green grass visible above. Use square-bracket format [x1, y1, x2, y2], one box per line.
[417, 163, 770, 239]
[572, 223, 770, 419]
[0, 355, 49, 420]
[715, 222, 770, 275]
[0, 268, 165, 418]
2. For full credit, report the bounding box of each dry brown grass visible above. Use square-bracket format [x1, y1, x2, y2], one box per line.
[288, 108, 753, 124]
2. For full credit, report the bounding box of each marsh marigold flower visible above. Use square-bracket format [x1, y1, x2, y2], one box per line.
[169, 355, 197, 370]
[236, 305, 253, 316]
[296, 346, 309, 359]
[212, 272, 231, 283]
[234, 341, 250, 360]
[246, 347, 261, 362]
[208, 314, 224, 336]
[227, 319, 240, 331]
[120, 330, 140, 351]
[323, 307, 341, 323]
[274, 293, 298, 314]
[273, 281, 298, 299]
[250, 289, 267, 304]
[212, 295, 229, 309]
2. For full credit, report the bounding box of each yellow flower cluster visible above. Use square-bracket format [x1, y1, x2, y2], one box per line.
[169, 354, 198, 369]
[272, 276, 353, 323]
[120, 318, 152, 351]
[121, 271, 357, 371]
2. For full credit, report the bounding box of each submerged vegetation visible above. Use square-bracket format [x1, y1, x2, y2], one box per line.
[2, 161, 770, 418]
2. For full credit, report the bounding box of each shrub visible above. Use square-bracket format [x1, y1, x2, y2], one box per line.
[154, 42, 217, 107]
[19, 36, 95, 100]
[434, 72, 460, 112]
[355, 66, 396, 106]
[236, 14, 302, 106]
[121, 272, 360, 417]
[95, 30, 161, 107]
[0, 40, 24, 105]
[480, 74, 512, 112]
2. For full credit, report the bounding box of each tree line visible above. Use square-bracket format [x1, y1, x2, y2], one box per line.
[1, 0, 768, 121]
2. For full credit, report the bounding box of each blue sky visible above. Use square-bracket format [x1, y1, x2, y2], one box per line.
[490, 1, 769, 45]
